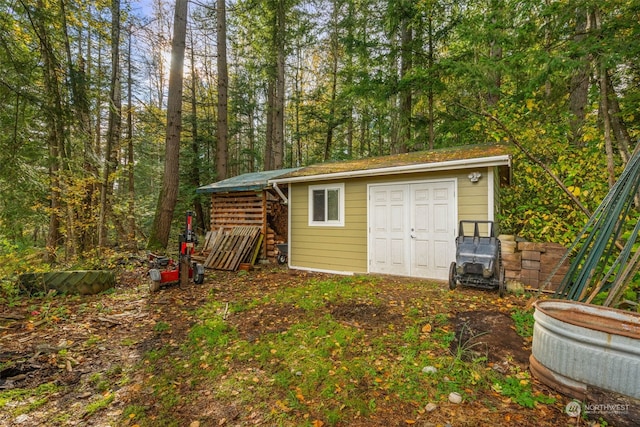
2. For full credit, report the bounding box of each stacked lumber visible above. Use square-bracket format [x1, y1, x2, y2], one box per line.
[203, 226, 263, 271]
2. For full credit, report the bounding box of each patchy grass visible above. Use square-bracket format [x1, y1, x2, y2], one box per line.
[83, 392, 115, 417]
[0, 382, 59, 417]
[1, 267, 568, 427]
[129, 273, 559, 426]
[511, 308, 535, 338]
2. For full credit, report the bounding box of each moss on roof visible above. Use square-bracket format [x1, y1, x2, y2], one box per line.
[284, 144, 511, 178]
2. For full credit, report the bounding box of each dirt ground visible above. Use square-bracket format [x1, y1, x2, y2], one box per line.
[0, 263, 598, 426]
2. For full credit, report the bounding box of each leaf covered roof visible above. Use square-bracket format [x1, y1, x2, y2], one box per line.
[278, 143, 512, 180]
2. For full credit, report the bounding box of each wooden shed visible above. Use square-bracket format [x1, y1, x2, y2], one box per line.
[269, 145, 512, 280]
[196, 168, 300, 262]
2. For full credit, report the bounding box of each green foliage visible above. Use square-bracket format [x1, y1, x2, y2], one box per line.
[132, 275, 561, 425]
[0, 382, 59, 412]
[511, 308, 535, 338]
[153, 321, 171, 333]
[1, 0, 639, 263]
[83, 393, 115, 417]
[498, 133, 610, 245]
[271, 275, 380, 311]
[491, 369, 555, 409]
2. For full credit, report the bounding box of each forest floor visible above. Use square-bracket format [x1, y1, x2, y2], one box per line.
[0, 261, 606, 426]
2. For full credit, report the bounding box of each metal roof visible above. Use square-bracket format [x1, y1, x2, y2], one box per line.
[270, 144, 512, 184]
[197, 168, 302, 194]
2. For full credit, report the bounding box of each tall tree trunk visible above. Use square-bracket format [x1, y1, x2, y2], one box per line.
[594, 9, 615, 188]
[568, 7, 591, 146]
[606, 77, 633, 164]
[79, 55, 99, 253]
[324, 18, 339, 162]
[94, 38, 103, 159]
[273, 0, 286, 169]
[59, 0, 78, 258]
[264, 79, 275, 170]
[248, 90, 256, 172]
[99, 0, 122, 247]
[427, 13, 434, 150]
[148, 0, 189, 250]
[216, 0, 228, 181]
[599, 66, 615, 188]
[486, 0, 502, 106]
[293, 47, 302, 166]
[189, 29, 205, 233]
[26, 0, 66, 262]
[398, 0, 412, 153]
[126, 23, 136, 247]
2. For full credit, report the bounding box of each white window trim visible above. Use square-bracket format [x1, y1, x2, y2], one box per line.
[308, 183, 345, 227]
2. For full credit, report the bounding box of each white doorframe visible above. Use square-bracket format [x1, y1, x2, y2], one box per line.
[368, 179, 457, 280]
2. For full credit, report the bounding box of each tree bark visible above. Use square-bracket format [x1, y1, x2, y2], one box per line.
[147, 0, 189, 250]
[189, 29, 206, 233]
[398, 0, 412, 153]
[273, 0, 286, 169]
[594, 9, 615, 188]
[25, 0, 66, 262]
[427, 13, 434, 150]
[599, 65, 616, 188]
[264, 79, 274, 170]
[486, 0, 502, 106]
[126, 23, 136, 247]
[324, 6, 339, 162]
[568, 7, 591, 146]
[99, 0, 122, 247]
[216, 0, 228, 181]
[606, 77, 633, 165]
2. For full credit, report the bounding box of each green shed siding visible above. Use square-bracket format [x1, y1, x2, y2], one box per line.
[289, 168, 495, 274]
[493, 166, 501, 221]
[290, 179, 369, 272]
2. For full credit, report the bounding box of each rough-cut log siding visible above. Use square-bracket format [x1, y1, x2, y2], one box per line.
[209, 190, 285, 260]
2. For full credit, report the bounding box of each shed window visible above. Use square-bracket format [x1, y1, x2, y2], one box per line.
[309, 184, 344, 226]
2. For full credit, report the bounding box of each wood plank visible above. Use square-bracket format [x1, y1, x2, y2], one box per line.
[202, 226, 263, 271]
[248, 233, 264, 265]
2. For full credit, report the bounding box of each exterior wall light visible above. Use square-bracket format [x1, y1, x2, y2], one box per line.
[468, 171, 482, 183]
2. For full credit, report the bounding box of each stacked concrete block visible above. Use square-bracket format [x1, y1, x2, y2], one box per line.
[499, 235, 521, 282]
[498, 236, 569, 292]
[539, 243, 570, 291]
[520, 242, 544, 288]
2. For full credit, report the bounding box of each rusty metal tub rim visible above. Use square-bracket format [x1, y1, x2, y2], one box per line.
[532, 299, 640, 339]
[529, 354, 587, 400]
[531, 299, 640, 400]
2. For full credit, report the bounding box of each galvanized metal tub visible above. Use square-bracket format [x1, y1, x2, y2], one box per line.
[530, 299, 640, 400]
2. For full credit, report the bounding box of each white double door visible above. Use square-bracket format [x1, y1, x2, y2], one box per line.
[369, 180, 456, 280]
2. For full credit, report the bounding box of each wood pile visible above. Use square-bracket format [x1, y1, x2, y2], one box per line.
[197, 226, 263, 271]
[206, 190, 288, 261]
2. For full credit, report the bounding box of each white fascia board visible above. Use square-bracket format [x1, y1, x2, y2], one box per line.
[269, 155, 511, 185]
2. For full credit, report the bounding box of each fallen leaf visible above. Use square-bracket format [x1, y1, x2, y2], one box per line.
[275, 400, 290, 412]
